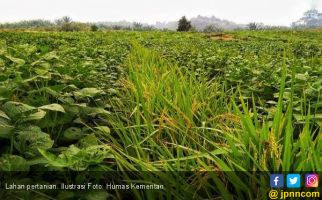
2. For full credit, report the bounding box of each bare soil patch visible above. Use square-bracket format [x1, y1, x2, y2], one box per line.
[207, 33, 236, 41]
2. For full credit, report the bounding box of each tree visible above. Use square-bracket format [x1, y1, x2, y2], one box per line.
[292, 9, 322, 28]
[133, 22, 143, 30]
[247, 22, 263, 30]
[61, 16, 72, 24]
[91, 24, 99, 31]
[301, 9, 322, 27]
[131, 22, 155, 31]
[0, 20, 54, 30]
[55, 16, 72, 25]
[56, 16, 74, 31]
[203, 25, 223, 33]
[177, 16, 192, 32]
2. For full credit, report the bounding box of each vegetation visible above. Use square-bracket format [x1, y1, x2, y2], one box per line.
[292, 9, 322, 28]
[203, 25, 224, 33]
[177, 16, 192, 32]
[0, 29, 322, 199]
[90, 24, 99, 32]
[247, 22, 264, 30]
[0, 9, 321, 32]
[0, 20, 54, 30]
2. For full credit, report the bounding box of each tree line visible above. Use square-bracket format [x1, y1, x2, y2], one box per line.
[1, 10, 321, 33]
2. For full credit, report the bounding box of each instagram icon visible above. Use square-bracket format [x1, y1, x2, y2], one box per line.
[305, 174, 319, 188]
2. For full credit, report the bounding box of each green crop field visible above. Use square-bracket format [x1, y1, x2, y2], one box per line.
[0, 30, 322, 199]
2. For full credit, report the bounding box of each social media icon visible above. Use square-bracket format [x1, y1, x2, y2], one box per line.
[287, 174, 301, 188]
[305, 174, 319, 188]
[270, 174, 284, 188]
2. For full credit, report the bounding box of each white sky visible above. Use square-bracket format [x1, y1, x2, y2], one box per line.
[0, 0, 321, 26]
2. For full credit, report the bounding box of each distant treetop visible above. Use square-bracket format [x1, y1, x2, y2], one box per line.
[292, 9, 322, 28]
[177, 16, 192, 32]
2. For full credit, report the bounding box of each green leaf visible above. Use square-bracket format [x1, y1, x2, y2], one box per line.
[63, 127, 84, 140]
[79, 106, 110, 116]
[94, 126, 110, 134]
[0, 86, 12, 100]
[317, 121, 322, 129]
[5, 55, 25, 67]
[312, 114, 322, 120]
[22, 109, 47, 122]
[107, 88, 118, 94]
[0, 154, 30, 171]
[295, 73, 308, 81]
[38, 149, 68, 168]
[266, 100, 277, 105]
[39, 103, 65, 113]
[73, 88, 104, 99]
[293, 114, 310, 122]
[0, 118, 14, 138]
[77, 134, 99, 148]
[0, 110, 10, 120]
[2, 101, 36, 119]
[42, 51, 59, 61]
[15, 126, 54, 157]
[40, 145, 112, 171]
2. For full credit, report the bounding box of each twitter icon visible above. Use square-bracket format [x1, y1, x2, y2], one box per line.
[287, 174, 301, 188]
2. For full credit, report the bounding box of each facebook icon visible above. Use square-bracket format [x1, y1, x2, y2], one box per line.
[270, 174, 284, 188]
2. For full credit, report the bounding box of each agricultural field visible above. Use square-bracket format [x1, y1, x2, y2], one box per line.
[0, 30, 322, 199]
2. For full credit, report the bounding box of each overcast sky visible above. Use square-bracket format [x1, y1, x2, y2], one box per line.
[0, 0, 321, 26]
